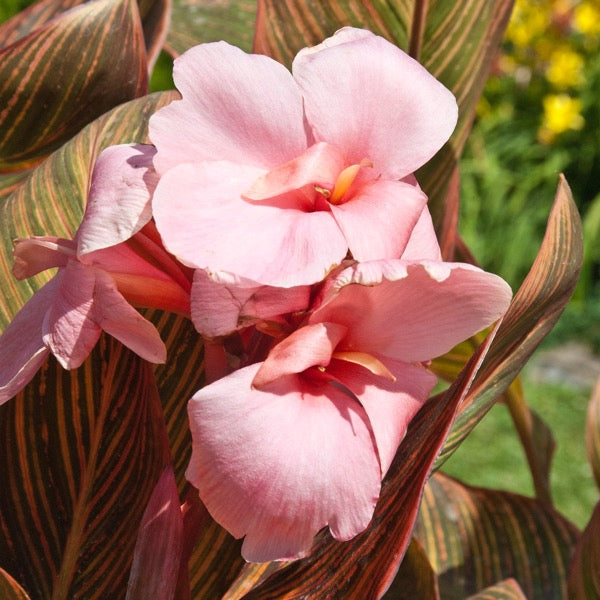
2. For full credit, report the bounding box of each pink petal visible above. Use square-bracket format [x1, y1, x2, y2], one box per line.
[252, 322, 347, 388]
[186, 363, 381, 562]
[93, 270, 167, 364]
[243, 142, 345, 202]
[326, 358, 437, 475]
[12, 237, 75, 279]
[77, 144, 157, 256]
[312, 260, 512, 362]
[152, 162, 347, 287]
[191, 269, 311, 338]
[293, 27, 458, 179]
[400, 206, 442, 261]
[329, 179, 427, 261]
[0, 279, 58, 403]
[149, 42, 308, 175]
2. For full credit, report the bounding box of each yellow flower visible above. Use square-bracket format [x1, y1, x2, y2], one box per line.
[539, 94, 584, 142]
[546, 47, 585, 88]
[574, 2, 600, 36]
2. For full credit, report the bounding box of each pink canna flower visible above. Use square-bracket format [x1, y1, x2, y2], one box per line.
[0, 144, 191, 404]
[185, 259, 512, 562]
[150, 28, 458, 287]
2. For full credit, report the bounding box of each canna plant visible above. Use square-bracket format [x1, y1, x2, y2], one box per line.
[0, 1, 594, 599]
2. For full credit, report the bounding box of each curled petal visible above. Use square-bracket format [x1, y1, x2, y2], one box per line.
[13, 237, 75, 279]
[186, 363, 381, 562]
[400, 206, 442, 261]
[253, 322, 347, 388]
[293, 27, 458, 179]
[77, 144, 158, 256]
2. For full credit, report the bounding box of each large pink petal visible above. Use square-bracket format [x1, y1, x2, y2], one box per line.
[149, 42, 308, 175]
[400, 206, 442, 261]
[329, 179, 427, 261]
[77, 144, 157, 255]
[252, 322, 347, 388]
[191, 269, 311, 338]
[312, 260, 512, 362]
[293, 28, 458, 179]
[186, 363, 381, 562]
[0, 279, 58, 403]
[326, 358, 437, 475]
[152, 161, 347, 287]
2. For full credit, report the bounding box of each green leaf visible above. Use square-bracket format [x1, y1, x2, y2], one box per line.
[438, 175, 583, 464]
[254, 0, 515, 228]
[0, 569, 31, 600]
[586, 378, 600, 491]
[0, 335, 171, 598]
[568, 500, 600, 600]
[166, 0, 257, 56]
[227, 321, 501, 599]
[0, 0, 148, 173]
[466, 579, 528, 599]
[0, 90, 177, 334]
[414, 473, 579, 599]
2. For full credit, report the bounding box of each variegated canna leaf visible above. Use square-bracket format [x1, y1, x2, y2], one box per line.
[586, 378, 600, 491]
[0, 0, 149, 174]
[0, 569, 31, 600]
[568, 500, 600, 600]
[466, 579, 528, 600]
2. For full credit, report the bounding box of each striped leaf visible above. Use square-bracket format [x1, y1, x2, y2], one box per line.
[0, 0, 170, 72]
[568, 500, 600, 600]
[0, 0, 148, 173]
[0, 335, 172, 599]
[466, 579, 528, 600]
[438, 175, 583, 463]
[227, 320, 501, 599]
[414, 473, 579, 599]
[0, 90, 177, 334]
[254, 0, 515, 227]
[586, 378, 600, 491]
[0, 569, 31, 600]
[166, 0, 257, 56]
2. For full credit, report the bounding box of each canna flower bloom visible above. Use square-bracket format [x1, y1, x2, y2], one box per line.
[150, 27, 458, 287]
[0, 145, 191, 403]
[186, 259, 512, 562]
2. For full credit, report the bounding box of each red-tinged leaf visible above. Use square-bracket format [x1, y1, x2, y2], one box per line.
[0, 335, 172, 599]
[414, 473, 579, 599]
[381, 537, 440, 599]
[0, 0, 148, 173]
[586, 378, 600, 491]
[254, 0, 515, 228]
[166, 0, 257, 57]
[439, 165, 460, 261]
[0, 569, 31, 600]
[466, 578, 528, 599]
[0, 90, 178, 335]
[568, 500, 600, 599]
[0, 0, 171, 75]
[438, 175, 583, 464]
[232, 321, 501, 599]
[126, 465, 183, 600]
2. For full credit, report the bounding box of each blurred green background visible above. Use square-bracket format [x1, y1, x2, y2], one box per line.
[2, 0, 599, 527]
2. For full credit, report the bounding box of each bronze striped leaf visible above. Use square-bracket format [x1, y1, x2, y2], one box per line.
[438, 175, 583, 464]
[414, 473, 579, 599]
[253, 0, 515, 229]
[0, 335, 171, 599]
[466, 579, 528, 600]
[568, 500, 600, 600]
[0, 569, 32, 600]
[0, 0, 148, 173]
[586, 378, 600, 491]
